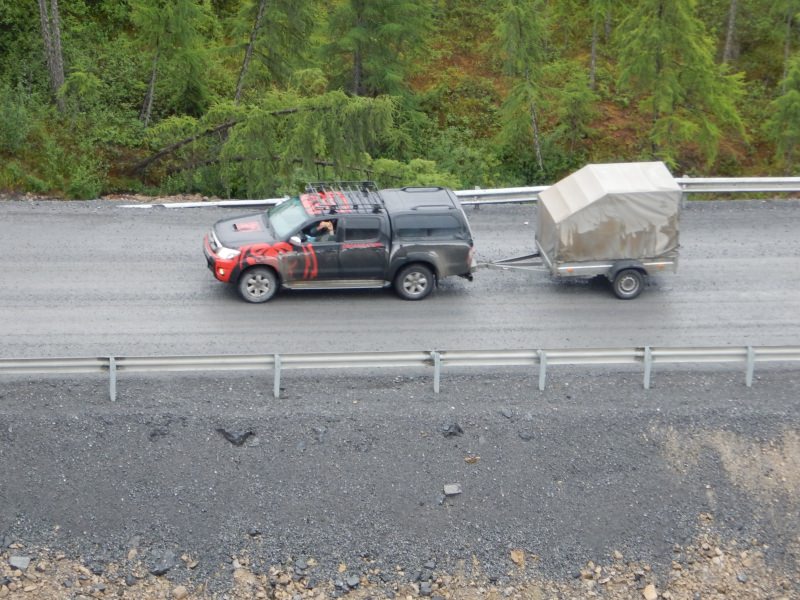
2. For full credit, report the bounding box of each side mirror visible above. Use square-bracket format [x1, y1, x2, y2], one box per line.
[289, 235, 303, 246]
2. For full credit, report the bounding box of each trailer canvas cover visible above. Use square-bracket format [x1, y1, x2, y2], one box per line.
[536, 161, 681, 264]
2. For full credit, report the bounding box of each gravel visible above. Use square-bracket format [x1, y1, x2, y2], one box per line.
[1, 367, 799, 598]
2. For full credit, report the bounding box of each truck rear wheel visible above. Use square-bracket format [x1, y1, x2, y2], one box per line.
[612, 269, 644, 300]
[394, 264, 434, 300]
[238, 267, 278, 303]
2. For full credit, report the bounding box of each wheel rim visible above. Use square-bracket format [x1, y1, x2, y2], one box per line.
[246, 273, 271, 298]
[403, 271, 428, 295]
[618, 274, 639, 295]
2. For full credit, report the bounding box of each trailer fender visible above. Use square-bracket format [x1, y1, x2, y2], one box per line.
[606, 260, 647, 281]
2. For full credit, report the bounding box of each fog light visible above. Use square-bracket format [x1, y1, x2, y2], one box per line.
[218, 268, 226, 276]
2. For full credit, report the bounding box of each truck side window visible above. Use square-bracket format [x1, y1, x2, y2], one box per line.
[344, 217, 381, 241]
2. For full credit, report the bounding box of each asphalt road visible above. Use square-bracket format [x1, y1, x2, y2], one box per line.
[1, 199, 799, 358]
[1, 198, 799, 597]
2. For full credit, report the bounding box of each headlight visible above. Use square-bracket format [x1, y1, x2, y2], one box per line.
[216, 246, 241, 260]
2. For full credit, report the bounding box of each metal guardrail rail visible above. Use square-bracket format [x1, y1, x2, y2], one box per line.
[2, 346, 798, 401]
[455, 177, 800, 205]
[121, 177, 800, 209]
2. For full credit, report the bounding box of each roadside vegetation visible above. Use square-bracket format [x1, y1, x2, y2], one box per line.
[1, 0, 799, 199]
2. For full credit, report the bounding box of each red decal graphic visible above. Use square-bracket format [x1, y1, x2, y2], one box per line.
[300, 244, 318, 279]
[238, 241, 293, 270]
[233, 220, 262, 232]
[300, 191, 353, 215]
[342, 242, 383, 249]
[211, 240, 322, 283]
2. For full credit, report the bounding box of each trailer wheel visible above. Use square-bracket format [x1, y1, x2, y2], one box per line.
[612, 269, 644, 300]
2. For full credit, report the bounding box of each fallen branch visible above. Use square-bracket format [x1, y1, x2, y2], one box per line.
[130, 107, 303, 174]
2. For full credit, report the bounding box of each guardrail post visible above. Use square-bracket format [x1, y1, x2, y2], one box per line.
[537, 350, 547, 391]
[643, 346, 652, 390]
[432, 351, 441, 393]
[273, 354, 281, 398]
[108, 356, 117, 402]
[746, 346, 755, 387]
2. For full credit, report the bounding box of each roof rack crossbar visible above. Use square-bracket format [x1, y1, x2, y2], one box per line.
[303, 181, 384, 214]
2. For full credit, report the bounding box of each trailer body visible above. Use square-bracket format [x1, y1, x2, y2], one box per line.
[492, 161, 682, 299]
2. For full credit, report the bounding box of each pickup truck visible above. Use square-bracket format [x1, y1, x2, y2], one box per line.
[203, 182, 476, 303]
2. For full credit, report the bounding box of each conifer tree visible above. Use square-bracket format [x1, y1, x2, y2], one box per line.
[766, 54, 800, 168]
[494, 0, 549, 173]
[132, 0, 211, 127]
[617, 0, 744, 166]
[232, 0, 315, 103]
[777, 0, 800, 84]
[324, 0, 432, 97]
[588, 0, 616, 89]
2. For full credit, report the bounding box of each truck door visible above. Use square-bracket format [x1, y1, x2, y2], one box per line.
[339, 215, 388, 279]
[280, 218, 342, 282]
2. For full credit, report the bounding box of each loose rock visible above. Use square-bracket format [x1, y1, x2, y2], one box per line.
[9, 556, 31, 571]
[216, 428, 255, 446]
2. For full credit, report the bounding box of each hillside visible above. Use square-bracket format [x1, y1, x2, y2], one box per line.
[1, 0, 798, 199]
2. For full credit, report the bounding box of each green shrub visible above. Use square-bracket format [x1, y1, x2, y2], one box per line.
[65, 158, 105, 199]
[0, 85, 31, 153]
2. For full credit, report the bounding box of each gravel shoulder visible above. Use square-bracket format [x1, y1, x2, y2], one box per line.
[1, 367, 799, 598]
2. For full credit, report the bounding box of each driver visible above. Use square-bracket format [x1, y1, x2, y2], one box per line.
[305, 220, 335, 242]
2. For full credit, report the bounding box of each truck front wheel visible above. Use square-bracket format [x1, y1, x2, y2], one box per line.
[612, 269, 644, 300]
[238, 267, 278, 303]
[394, 264, 434, 300]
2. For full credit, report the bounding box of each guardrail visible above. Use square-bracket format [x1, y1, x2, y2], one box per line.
[455, 177, 800, 205]
[121, 177, 800, 209]
[2, 346, 798, 401]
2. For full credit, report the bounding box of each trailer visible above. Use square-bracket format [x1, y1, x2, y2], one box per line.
[489, 161, 682, 299]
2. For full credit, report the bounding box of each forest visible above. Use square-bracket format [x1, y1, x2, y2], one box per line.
[1, 0, 799, 199]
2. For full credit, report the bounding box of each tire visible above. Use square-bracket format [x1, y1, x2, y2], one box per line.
[238, 267, 278, 303]
[394, 264, 435, 300]
[612, 268, 644, 300]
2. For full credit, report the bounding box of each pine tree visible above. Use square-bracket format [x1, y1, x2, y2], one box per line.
[231, 0, 315, 103]
[131, 0, 211, 127]
[219, 91, 396, 195]
[324, 0, 432, 97]
[589, 0, 616, 89]
[777, 0, 800, 84]
[494, 0, 549, 173]
[765, 54, 800, 168]
[617, 0, 744, 166]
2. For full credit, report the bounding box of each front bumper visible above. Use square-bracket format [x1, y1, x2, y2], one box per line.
[203, 235, 237, 283]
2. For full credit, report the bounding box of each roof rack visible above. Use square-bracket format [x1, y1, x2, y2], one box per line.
[302, 181, 384, 215]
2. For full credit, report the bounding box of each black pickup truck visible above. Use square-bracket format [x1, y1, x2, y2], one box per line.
[203, 182, 476, 303]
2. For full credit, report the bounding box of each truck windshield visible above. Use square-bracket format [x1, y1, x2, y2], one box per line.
[268, 197, 310, 239]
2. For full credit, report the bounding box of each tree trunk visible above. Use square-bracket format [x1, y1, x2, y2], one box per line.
[722, 0, 738, 63]
[590, 15, 598, 90]
[235, 0, 269, 103]
[353, 46, 363, 96]
[783, 7, 795, 88]
[140, 47, 160, 128]
[529, 101, 544, 172]
[37, 0, 66, 112]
